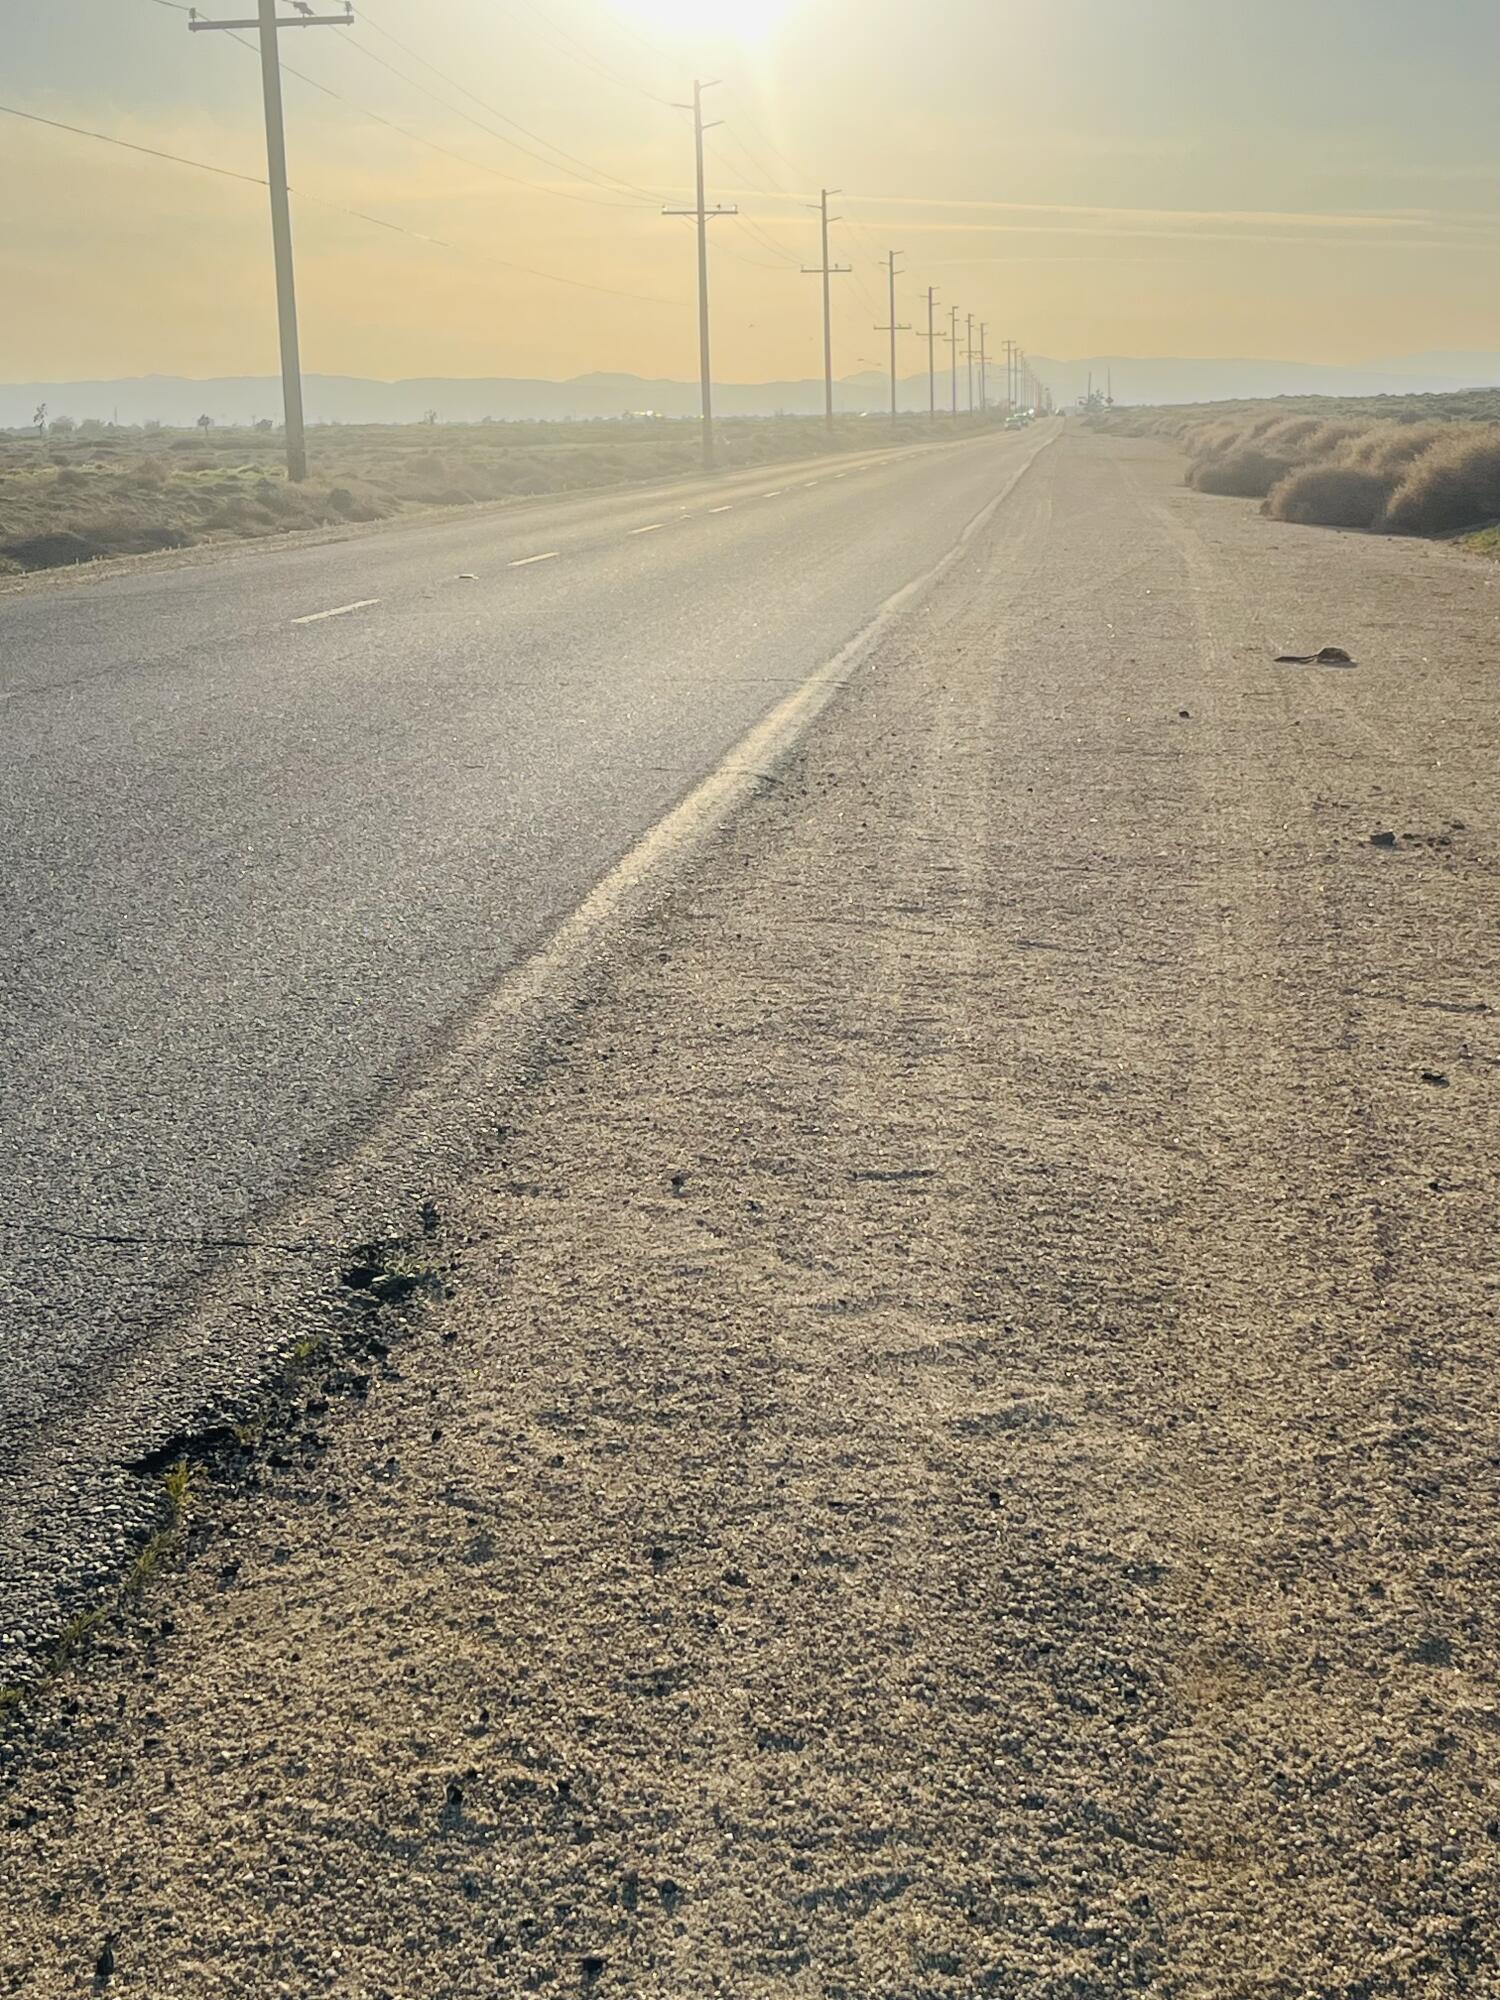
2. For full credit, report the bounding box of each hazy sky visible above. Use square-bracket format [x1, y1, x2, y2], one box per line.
[8, 0, 1500, 383]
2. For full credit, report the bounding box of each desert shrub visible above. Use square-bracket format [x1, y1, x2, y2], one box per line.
[1256, 416, 1326, 453]
[1189, 448, 1296, 497]
[1382, 432, 1500, 535]
[201, 498, 272, 532]
[1185, 419, 1246, 464]
[1264, 464, 1393, 529]
[1298, 420, 1365, 459]
[2, 529, 108, 569]
[1341, 423, 1449, 473]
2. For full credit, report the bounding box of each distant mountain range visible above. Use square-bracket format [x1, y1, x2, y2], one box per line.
[6, 354, 1500, 428]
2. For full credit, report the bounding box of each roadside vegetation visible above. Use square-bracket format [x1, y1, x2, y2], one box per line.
[1091, 388, 1500, 543]
[0, 409, 1004, 575]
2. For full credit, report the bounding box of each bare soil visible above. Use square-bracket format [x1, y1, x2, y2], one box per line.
[2, 430, 1497, 1998]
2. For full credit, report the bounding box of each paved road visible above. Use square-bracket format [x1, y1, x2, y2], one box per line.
[0, 427, 1037, 1477]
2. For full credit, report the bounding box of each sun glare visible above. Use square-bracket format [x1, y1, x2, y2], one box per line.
[618, 0, 796, 43]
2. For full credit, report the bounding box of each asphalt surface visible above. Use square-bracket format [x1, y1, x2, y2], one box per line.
[4, 427, 1495, 1998]
[0, 428, 1034, 1501]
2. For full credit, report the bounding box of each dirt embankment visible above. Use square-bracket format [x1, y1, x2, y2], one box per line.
[2, 429, 1497, 1998]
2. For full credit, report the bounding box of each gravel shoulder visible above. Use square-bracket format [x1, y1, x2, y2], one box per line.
[3, 428, 1497, 1999]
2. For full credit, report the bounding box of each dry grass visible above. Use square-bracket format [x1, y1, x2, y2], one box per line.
[0, 410, 998, 574]
[1094, 388, 1500, 538]
[1341, 423, 1450, 473]
[1383, 433, 1500, 536]
[1263, 464, 1392, 530]
[1188, 448, 1295, 498]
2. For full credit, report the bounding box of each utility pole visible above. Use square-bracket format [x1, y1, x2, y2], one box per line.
[875, 252, 910, 426]
[924, 287, 941, 421]
[978, 322, 989, 414]
[1002, 337, 1016, 413]
[802, 189, 850, 433]
[189, 1, 352, 483]
[664, 81, 737, 472]
[946, 305, 960, 418]
[965, 313, 975, 415]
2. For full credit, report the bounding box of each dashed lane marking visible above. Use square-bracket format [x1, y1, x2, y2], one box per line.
[291, 599, 380, 625]
[708, 505, 734, 514]
[509, 552, 560, 567]
[629, 523, 664, 536]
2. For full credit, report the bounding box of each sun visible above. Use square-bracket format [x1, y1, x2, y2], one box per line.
[616, 0, 797, 42]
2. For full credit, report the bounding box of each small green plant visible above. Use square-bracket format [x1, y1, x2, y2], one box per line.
[125, 1530, 177, 1596]
[162, 1460, 195, 1520]
[50, 1608, 106, 1669]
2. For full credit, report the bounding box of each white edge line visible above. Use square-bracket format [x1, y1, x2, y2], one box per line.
[291, 598, 380, 626]
[34, 429, 1060, 1575]
[455, 429, 1057, 1039]
[509, 552, 560, 567]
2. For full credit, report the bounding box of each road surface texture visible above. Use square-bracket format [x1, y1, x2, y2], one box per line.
[4, 427, 1499, 1997]
[0, 425, 1039, 1662]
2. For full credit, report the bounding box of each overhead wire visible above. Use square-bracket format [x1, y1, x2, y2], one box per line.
[0, 100, 450, 245]
[483, 0, 677, 109]
[236, 26, 646, 210]
[354, 6, 669, 206]
[143, 0, 649, 209]
[3, 94, 682, 307]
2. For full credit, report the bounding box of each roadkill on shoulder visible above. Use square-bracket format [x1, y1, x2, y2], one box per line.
[1274, 644, 1358, 666]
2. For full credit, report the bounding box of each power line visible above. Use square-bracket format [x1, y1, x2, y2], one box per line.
[714, 119, 803, 204]
[484, 0, 676, 108]
[354, 7, 667, 206]
[142, 0, 644, 210]
[722, 89, 814, 190]
[242, 24, 646, 210]
[718, 231, 797, 273]
[0, 101, 679, 307]
[0, 99, 266, 188]
[0, 99, 442, 244]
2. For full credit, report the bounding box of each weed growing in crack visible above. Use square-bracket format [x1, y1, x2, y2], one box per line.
[161, 1461, 195, 1519]
[49, 1609, 106, 1671]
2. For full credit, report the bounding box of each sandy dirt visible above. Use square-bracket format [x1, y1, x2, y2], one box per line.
[3, 428, 1498, 1998]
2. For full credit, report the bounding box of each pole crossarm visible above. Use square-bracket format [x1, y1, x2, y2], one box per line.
[189, 7, 352, 26]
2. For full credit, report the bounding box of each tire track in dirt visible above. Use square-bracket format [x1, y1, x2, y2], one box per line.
[2, 430, 1496, 1999]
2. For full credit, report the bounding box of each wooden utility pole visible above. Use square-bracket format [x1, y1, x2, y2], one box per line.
[802, 189, 850, 432]
[965, 313, 975, 414]
[947, 305, 960, 418]
[978, 322, 989, 413]
[875, 252, 910, 426]
[664, 81, 737, 472]
[188, 1, 353, 482]
[925, 286, 940, 420]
